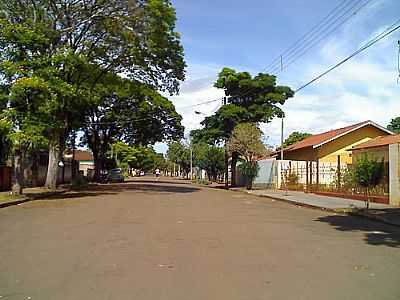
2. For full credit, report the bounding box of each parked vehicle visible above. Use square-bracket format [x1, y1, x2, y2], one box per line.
[106, 168, 125, 183]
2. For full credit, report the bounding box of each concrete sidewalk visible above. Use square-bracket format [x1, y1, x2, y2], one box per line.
[0, 187, 67, 208]
[245, 189, 400, 226]
[247, 189, 391, 211]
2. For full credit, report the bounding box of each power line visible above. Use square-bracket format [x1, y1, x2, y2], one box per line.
[84, 116, 178, 126]
[268, 0, 374, 75]
[295, 19, 400, 93]
[176, 98, 222, 110]
[264, 0, 352, 72]
[223, 0, 374, 104]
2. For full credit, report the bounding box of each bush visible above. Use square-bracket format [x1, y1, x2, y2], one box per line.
[193, 178, 210, 186]
[284, 171, 299, 189]
[239, 161, 259, 190]
[71, 174, 88, 190]
[353, 155, 384, 209]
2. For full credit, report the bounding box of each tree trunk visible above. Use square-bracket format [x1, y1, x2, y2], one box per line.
[93, 151, 102, 182]
[224, 145, 229, 189]
[31, 151, 39, 187]
[45, 135, 61, 190]
[230, 152, 239, 187]
[12, 150, 24, 195]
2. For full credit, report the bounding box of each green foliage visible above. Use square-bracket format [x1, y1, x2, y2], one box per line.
[284, 171, 299, 187]
[353, 155, 385, 208]
[167, 141, 191, 174]
[387, 117, 400, 133]
[282, 131, 312, 148]
[228, 123, 266, 162]
[193, 143, 224, 181]
[71, 174, 88, 190]
[0, 0, 186, 188]
[239, 161, 260, 190]
[194, 68, 294, 144]
[112, 142, 162, 172]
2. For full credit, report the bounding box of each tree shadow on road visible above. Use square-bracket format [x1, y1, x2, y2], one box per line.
[25, 191, 118, 201]
[315, 214, 400, 248]
[89, 182, 200, 194]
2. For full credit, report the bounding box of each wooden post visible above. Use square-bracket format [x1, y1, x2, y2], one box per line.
[309, 161, 313, 191]
[337, 155, 341, 191]
[305, 161, 309, 192]
[316, 160, 320, 190]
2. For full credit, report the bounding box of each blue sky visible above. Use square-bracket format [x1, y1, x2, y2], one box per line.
[155, 0, 400, 153]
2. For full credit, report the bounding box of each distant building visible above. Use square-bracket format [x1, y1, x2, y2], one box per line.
[65, 150, 94, 176]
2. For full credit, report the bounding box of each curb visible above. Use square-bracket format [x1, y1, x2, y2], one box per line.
[0, 190, 67, 209]
[228, 188, 400, 228]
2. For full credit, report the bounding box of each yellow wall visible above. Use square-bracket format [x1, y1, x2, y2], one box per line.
[318, 125, 390, 164]
[285, 125, 390, 164]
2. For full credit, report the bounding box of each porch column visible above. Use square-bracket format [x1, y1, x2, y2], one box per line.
[316, 160, 320, 190]
[309, 161, 313, 191]
[337, 155, 341, 190]
[389, 143, 400, 206]
[305, 161, 309, 192]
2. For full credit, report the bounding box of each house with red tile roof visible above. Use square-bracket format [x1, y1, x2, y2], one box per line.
[64, 150, 94, 176]
[275, 120, 393, 164]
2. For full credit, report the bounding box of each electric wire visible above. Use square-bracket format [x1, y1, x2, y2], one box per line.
[268, 0, 374, 74]
[295, 18, 400, 93]
[264, 0, 351, 72]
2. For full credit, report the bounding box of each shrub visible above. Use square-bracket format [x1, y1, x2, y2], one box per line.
[71, 174, 88, 190]
[353, 155, 384, 209]
[239, 161, 259, 190]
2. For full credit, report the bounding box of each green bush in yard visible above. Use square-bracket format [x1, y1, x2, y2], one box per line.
[71, 175, 88, 190]
[239, 161, 260, 190]
[353, 155, 384, 209]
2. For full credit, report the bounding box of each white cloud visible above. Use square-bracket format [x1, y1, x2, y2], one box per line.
[159, 1, 400, 154]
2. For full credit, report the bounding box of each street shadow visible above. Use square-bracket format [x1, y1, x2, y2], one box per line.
[88, 182, 200, 194]
[315, 214, 400, 248]
[128, 179, 192, 185]
[25, 191, 118, 201]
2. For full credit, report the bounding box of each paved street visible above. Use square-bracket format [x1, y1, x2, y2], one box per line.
[1, 178, 400, 300]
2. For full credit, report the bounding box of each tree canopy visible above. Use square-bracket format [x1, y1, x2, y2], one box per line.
[387, 117, 400, 134]
[194, 68, 294, 144]
[228, 123, 266, 162]
[0, 0, 186, 190]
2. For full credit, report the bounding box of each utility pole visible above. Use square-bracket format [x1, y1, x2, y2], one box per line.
[281, 117, 284, 161]
[223, 96, 229, 189]
[190, 144, 193, 180]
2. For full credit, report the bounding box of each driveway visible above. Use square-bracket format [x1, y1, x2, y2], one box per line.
[0, 178, 399, 300]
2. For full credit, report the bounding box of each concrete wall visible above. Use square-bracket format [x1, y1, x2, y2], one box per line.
[389, 143, 400, 206]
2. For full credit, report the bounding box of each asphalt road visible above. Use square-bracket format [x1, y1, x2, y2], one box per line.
[1, 178, 400, 300]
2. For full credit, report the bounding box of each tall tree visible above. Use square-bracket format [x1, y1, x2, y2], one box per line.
[82, 76, 183, 181]
[167, 141, 191, 176]
[193, 68, 294, 187]
[228, 123, 265, 190]
[193, 143, 224, 181]
[0, 0, 185, 189]
[387, 117, 400, 134]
